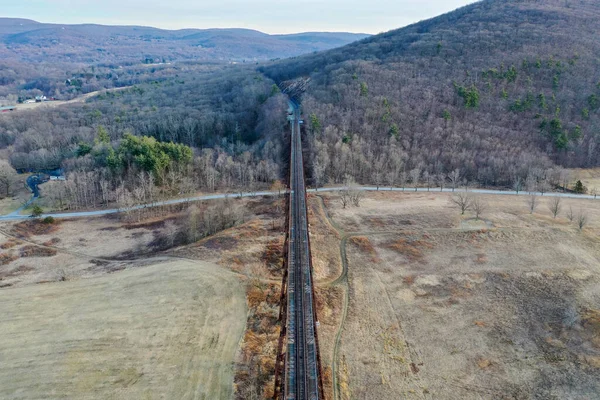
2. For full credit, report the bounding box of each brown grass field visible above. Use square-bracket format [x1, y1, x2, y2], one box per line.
[0, 196, 288, 400]
[0, 259, 246, 400]
[313, 191, 600, 400]
[2, 189, 599, 399]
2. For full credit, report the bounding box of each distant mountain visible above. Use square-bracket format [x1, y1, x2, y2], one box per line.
[0, 18, 369, 64]
[261, 0, 600, 187]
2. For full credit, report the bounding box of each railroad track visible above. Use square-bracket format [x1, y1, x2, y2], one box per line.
[276, 101, 324, 400]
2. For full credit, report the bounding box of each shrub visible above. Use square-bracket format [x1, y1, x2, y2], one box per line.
[30, 205, 43, 218]
[42, 216, 55, 224]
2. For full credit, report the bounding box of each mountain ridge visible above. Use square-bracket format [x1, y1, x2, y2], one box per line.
[0, 18, 370, 63]
[261, 0, 600, 187]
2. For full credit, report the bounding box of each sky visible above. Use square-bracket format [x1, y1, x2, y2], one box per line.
[4, 0, 478, 34]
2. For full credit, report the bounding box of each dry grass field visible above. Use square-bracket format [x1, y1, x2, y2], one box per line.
[314, 191, 600, 400]
[0, 217, 160, 288]
[571, 169, 600, 193]
[0, 196, 289, 400]
[0, 259, 246, 400]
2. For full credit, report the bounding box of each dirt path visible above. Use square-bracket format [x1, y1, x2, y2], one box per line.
[15, 86, 132, 111]
[315, 195, 350, 400]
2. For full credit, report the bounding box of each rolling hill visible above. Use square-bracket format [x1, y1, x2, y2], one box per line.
[262, 0, 600, 188]
[0, 18, 369, 63]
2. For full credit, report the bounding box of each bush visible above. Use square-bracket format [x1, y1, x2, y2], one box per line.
[42, 216, 55, 224]
[30, 205, 43, 218]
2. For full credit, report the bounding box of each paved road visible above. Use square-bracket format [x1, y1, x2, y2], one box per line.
[0, 185, 596, 222]
[13, 86, 132, 112]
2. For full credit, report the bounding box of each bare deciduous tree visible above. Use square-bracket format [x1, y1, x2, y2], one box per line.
[437, 173, 446, 192]
[399, 170, 408, 191]
[312, 159, 326, 191]
[423, 171, 433, 191]
[346, 175, 364, 207]
[548, 197, 562, 219]
[527, 194, 538, 214]
[163, 220, 179, 248]
[340, 189, 350, 209]
[450, 192, 472, 215]
[577, 210, 588, 231]
[373, 157, 385, 190]
[471, 196, 487, 220]
[187, 204, 200, 242]
[385, 171, 397, 190]
[560, 170, 572, 193]
[449, 169, 461, 192]
[526, 172, 537, 194]
[567, 206, 575, 222]
[539, 179, 551, 196]
[340, 176, 354, 209]
[271, 180, 285, 197]
[350, 187, 364, 207]
[410, 168, 421, 192]
[0, 162, 17, 198]
[513, 176, 523, 194]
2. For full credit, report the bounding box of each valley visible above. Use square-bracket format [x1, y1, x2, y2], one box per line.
[1, 0, 600, 399]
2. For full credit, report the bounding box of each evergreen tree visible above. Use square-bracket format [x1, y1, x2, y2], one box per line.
[574, 180, 586, 194]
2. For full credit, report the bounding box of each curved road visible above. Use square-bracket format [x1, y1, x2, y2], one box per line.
[0, 186, 596, 222]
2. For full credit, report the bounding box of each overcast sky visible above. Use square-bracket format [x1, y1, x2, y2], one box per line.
[5, 0, 477, 34]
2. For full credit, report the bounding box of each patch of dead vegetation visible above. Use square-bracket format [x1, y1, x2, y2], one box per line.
[235, 281, 281, 400]
[42, 238, 61, 246]
[0, 252, 18, 266]
[0, 238, 21, 249]
[477, 358, 493, 369]
[582, 309, 600, 332]
[20, 245, 57, 258]
[11, 220, 62, 238]
[123, 218, 171, 230]
[348, 236, 379, 262]
[200, 236, 238, 251]
[263, 238, 284, 275]
[385, 235, 435, 262]
[307, 196, 343, 283]
[475, 253, 488, 264]
[315, 286, 343, 327]
[0, 264, 34, 279]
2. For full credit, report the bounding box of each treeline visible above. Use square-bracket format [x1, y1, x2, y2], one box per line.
[262, 0, 600, 188]
[42, 144, 281, 212]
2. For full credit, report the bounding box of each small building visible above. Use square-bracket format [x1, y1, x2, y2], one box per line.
[0, 106, 16, 112]
[35, 95, 47, 102]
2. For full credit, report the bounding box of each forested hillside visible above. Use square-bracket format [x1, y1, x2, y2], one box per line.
[0, 19, 368, 63]
[0, 66, 288, 211]
[0, 18, 367, 104]
[262, 0, 600, 189]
